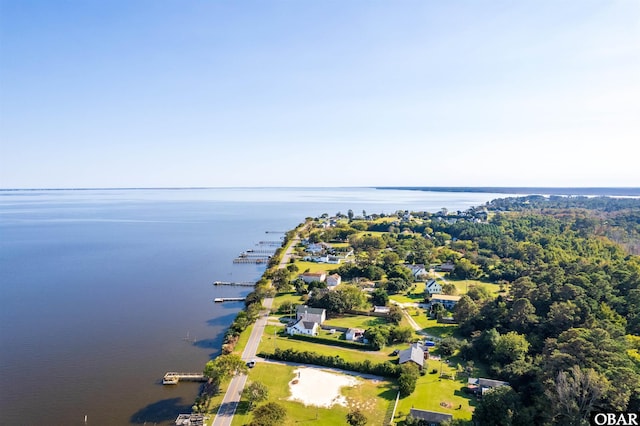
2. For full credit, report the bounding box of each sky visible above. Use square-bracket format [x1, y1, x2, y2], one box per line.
[1, 0, 639, 189]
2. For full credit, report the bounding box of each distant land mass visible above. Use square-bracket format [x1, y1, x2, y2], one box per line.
[376, 187, 640, 197]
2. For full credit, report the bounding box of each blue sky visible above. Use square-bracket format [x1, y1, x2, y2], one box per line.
[1, 0, 638, 188]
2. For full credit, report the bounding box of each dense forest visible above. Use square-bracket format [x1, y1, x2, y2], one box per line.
[301, 195, 640, 425]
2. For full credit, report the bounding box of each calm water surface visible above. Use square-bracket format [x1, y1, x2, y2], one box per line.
[0, 188, 504, 425]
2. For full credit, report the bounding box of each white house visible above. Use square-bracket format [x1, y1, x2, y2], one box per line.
[373, 306, 390, 314]
[287, 319, 319, 336]
[300, 272, 326, 284]
[345, 328, 364, 341]
[406, 264, 428, 280]
[326, 273, 341, 287]
[425, 279, 442, 295]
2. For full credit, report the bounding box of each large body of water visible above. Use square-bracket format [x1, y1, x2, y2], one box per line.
[0, 187, 507, 425]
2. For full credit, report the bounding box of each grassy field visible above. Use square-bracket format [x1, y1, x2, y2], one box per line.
[259, 325, 409, 364]
[294, 261, 337, 274]
[394, 359, 476, 423]
[433, 276, 502, 297]
[389, 281, 426, 304]
[323, 314, 390, 329]
[232, 362, 397, 426]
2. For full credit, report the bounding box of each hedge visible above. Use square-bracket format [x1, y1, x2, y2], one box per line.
[260, 348, 401, 378]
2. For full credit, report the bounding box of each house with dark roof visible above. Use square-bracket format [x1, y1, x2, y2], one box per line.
[425, 279, 442, 295]
[398, 342, 425, 369]
[295, 305, 326, 324]
[408, 409, 452, 425]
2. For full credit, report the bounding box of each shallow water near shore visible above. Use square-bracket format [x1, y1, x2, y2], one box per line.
[0, 187, 505, 425]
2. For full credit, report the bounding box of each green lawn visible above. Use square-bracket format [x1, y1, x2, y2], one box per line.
[395, 359, 476, 423]
[232, 362, 396, 426]
[294, 261, 335, 274]
[420, 318, 458, 339]
[259, 325, 408, 364]
[389, 281, 427, 304]
[323, 314, 390, 329]
[434, 276, 502, 297]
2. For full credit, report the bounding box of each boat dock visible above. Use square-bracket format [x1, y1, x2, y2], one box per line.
[245, 249, 276, 254]
[233, 257, 268, 264]
[213, 281, 255, 287]
[214, 297, 246, 303]
[257, 240, 282, 246]
[162, 372, 207, 385]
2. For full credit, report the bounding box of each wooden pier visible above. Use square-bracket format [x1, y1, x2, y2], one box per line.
[245, 249, 276, 254]
[239, 252, 273, 258]
[162, 372, 207, 385]
[233, 257, 268, 264]
[257, 240, 282, 246]
[213, 281, 255, 287]
[214, 297, 246, 303]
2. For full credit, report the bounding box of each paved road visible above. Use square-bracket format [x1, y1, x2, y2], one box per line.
[211, 232, 300, 426]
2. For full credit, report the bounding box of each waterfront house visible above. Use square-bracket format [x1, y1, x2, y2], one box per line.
[326, 273, 341, 287]
[398, 342, 425, 369]
[300, 272, 327, 284]
[425, 279, 442, 295]
[408, 409, 452, 426]
[430, 294, 461, 310]
[295, 305, 326, 324]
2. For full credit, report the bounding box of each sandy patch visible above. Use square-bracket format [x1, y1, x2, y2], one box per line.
[288, 367, 360, 408]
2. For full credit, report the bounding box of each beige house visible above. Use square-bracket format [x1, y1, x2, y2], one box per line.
[300, 272, 326, 284]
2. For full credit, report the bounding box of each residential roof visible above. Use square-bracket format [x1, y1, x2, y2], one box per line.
[468, 377, 510, 388]
[301, 272, 326, 277]
[431, 294, 461, 302]
[302, 321, 317, 330]
[409, 409, 452, 424]
[296, 305, 326, 316]
[399, 343, 424, 368]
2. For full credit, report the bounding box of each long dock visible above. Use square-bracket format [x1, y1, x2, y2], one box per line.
[213, 281, 255, 287]
[163, 372, 207, 385]
[257, 240, 282, 246]
[214, 297, 246, 303]
[233, 257, 268, 264]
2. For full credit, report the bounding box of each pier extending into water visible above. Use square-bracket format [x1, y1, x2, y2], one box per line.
[257, 240, 282, 246]
[213, 281, 255, 287]
[162, 372, 207, 385]
[233, 257, 268, 264]
[214, 297, 246, 303]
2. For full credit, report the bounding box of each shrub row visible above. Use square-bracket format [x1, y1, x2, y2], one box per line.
[261, 347, 401, 378]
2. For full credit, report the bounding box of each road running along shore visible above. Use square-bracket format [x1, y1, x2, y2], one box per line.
[210, 232, 300, 426]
